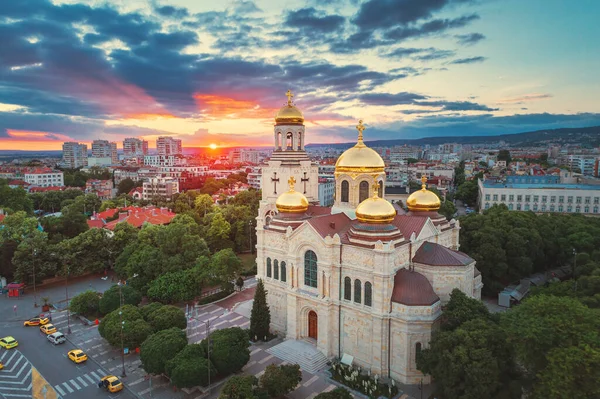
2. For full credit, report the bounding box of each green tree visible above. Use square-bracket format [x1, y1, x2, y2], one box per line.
[455, 180, 479, 206]
[140, 302, 164, 320]
[250, 279, 271, 341]
[498, 149, 512, 164]
[501, 295, 600, 380]
[441, 289, 492, 331]
[69, 290, 100, 317]
[146, 305, 187, 332]
[259, 364, 302, 398]
[0, 211, 43, 279]
[202, 249, 242, 288]
[146, 268, 203, 304]
[117, 178, 136, 195]
[194, 194, 215, 217]
[418, 318, 521, 399]
[99, 284, 142, 315]
[99, 305, 153, 349]
[314, 387, 353, 399]
[165, 344, 216, 388]
[202, 327, 250, 375]
[140, 328, 188, 375]
[207, 211, 232, 251]
[0, 181, 33, 214]
[219, 375, 261, 399]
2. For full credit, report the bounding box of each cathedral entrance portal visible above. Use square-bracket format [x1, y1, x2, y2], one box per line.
[308, 311, 318, 340]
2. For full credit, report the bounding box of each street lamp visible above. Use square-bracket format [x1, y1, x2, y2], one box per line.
[65, 263, 72, 334]
[33, 248, 38, 308]
[248, 220, 254, 254]
[573, 248, 578, 292]
[118, 281, 126, 378]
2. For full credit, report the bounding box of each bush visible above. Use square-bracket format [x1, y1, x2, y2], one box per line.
[146, 305, 187, 332]
[99, 284, 142, 314]
[165, 344, 216, 388]
[69, 290, 100, 317]
[201, 327, 250, 376]
[140, 328, 188, 375]
[330, 361, 398, 399]
[146, 269, 203, 304]
[315, 387, 353, 399]
[219, 375, 261, 399]
[260, 364, 302, 398]
[140, 302, 164, 320]
[197, 287, 234, 305]
[98, 305, 152, 349]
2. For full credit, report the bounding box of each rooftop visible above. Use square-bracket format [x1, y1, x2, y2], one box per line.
[482, 181, 600, 190]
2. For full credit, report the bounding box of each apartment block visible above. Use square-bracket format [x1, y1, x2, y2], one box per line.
[123, 138, 149, 157]
[143, 177, 179, 201]
[156, 137, 182, 156]
[62, 142, 88, 168]
[91, 140, 118, 163]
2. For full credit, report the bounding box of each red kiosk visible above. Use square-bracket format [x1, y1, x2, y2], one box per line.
[6, 283, 25, 297]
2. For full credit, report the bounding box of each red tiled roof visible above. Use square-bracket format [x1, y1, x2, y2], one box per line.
[391, 268, 439, 306]
[306, 205, 332, 217]
[0, 214, 5, 223]
[89, 206, 176, 230]
[413, 241, 474, 266]
[307, 212, 352, 238]
[87, 220, 104, 229]
[391, 215, 428, 239]
[29, 186, 64, 193]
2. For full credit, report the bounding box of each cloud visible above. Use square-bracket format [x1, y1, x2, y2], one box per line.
[416, 100, 499, 111]
[384, 14, 480, 40]
[355, 92, 496, 111]
[413, 49, 455, 61]
[154, 5, 189, 19]
[285, 7, 345, 33]
[455, 32, 485, 45]
[449, 56, 487, 64]
[357, 92, 428, 106]
[498, 93, 553, 104]
[384, 47, 454, 61]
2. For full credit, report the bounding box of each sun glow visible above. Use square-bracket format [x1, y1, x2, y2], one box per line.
[209, 143, 218, 150]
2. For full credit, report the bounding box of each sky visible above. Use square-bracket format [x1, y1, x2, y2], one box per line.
[1, 0, 599, 150]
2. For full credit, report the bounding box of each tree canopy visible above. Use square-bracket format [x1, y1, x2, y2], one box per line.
[250, 279, 271, 341]
[140, 328, 188, 375]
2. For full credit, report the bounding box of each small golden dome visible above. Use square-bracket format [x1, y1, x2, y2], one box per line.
[335, 120, 385, 173]
[406, 176, 441, 212]
[275, 89, 304, 125]
[356, 182, 396, 223]
[276, 176, 309, 213]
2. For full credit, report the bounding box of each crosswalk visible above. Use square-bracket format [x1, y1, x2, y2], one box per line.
[0, 350, 33, 398]
[53, 368, 104, 396]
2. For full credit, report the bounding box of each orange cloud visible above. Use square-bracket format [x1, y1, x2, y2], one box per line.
[0, 130, 76, 150]
[194, 94, 278, 119]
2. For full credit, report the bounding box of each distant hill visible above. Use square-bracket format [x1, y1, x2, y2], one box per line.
[307, 125, 600, 148]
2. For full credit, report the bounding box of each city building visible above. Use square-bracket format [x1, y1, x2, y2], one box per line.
[88, 206, 176, 230]
[23, 169, 64, 187]
[91, 140, 118, 164]
[85, 179, 114, 200]
[478, 174, 600, 214]
[318, 178, 335, 206]
[123, 138, 149, 157]
[143, 154, 187, 167]
[87, 157, 113, 167]
[156, 136, 182, 156]
[567, 154, 599, 176]
[62, 142, 88, 168]
[256, 93, 480, 385]
[247, 167, 262, 189]
[240, 149, 263, 164]
[142, 177, 179, 201]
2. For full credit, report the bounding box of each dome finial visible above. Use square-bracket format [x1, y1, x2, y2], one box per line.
[356, 119, 365, 143]
[286, 89, 294, 106]
[421, 175, 427, 190]
[288, 176, 296, 191]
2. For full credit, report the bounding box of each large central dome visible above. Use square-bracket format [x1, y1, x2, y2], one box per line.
[335, 120, 385, 173]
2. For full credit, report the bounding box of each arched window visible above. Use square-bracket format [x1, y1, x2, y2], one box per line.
[364, 282, 372, 306]
[415, 342, 422, 363]
[341, 181, 349, 202]
[354, 279, 361, 303]
[359, 181, 369, 203]
[378, 181, 383, 198]
[266, 258, 272, 278]
[344, 277, 352, 300]
[286, 132, 293, 150]
[304, 250, 318, 288]
[276, 132, 282, 150]
[280, 262, 286, 282]
[274, 260, 279, 280]
[297, 132, 302, 150]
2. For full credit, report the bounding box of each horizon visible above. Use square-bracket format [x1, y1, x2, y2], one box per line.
[1, 0, 599, 151]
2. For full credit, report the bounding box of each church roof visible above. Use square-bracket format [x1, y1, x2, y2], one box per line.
[413, 241, 474, 266]
[391, 215, 428, 239]
[307, 212, 352, 238]
[391, 268, 439, 306]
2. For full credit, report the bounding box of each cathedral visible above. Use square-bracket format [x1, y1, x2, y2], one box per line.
[256, 91, 482, 384]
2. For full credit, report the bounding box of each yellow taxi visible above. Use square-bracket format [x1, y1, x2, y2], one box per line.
[99, 375, 123, 393]
[67, 349, 88, 364]
[40, 324, 57, 335]
[24, 317, 50, 327]
[0, 361, 4, 370]
[0, 336, 19, 349]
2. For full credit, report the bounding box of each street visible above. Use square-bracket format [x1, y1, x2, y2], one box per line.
[0, 319, 136, 399]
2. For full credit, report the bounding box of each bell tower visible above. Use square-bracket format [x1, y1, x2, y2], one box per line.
[260, 90, 319, 210]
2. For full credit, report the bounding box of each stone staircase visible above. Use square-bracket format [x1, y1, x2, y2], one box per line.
[267, 340, 329, 374]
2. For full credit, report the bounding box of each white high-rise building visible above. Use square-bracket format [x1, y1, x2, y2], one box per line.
[62, 142, 88, 168]
[91, 140, 118, 163]
[156, 137, 182, 156]
[123, 138, 148, 157]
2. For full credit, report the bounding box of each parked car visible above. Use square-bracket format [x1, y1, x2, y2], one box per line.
[47, 332, 66, 345]
[0, 336, 18, 349]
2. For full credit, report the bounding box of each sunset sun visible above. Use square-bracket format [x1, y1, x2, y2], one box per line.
[209, 143, 217, 150]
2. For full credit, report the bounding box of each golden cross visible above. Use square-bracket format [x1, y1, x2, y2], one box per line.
[373, 181, 380, 197]
[286, 89, 294, 106]
[356, 119, 365, 141]
[288, 176, 296, 190]
[421, 175, 428, 189]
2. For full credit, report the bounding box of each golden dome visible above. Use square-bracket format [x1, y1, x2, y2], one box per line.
[275, 89, 304, 125]
[356, 182, 396, 223]
[406, 176, 441, 212]
[276, 176, 309, 213]
[335, 120, 385, 174]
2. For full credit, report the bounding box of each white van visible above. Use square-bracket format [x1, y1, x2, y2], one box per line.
[47, 332, 66, 345]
